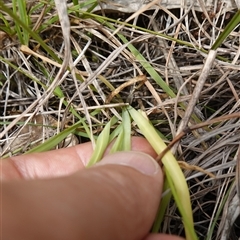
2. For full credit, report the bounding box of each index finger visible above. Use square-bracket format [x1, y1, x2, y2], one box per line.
[1, 137, 157, 181]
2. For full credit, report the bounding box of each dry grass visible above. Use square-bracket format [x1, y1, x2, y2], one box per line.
[0, 1, 240, 239]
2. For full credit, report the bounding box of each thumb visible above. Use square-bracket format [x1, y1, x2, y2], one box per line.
[3, 151, 163, 240]
[78, 151, 163, 240]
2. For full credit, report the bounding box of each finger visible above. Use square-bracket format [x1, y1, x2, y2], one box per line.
[2, 137, 157, 180]
[3, 151, 162, 240]
[1, 141, 92, 181]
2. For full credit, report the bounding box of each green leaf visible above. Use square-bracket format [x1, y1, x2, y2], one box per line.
[109, 125, 124, 154]
[152, 180, 171, 233]
[87, 116, 118, 167]
[127, 106, 197, 240]
[26, 121, 83, 154]
[212, 10, 240, 50]
[0, 1, 60, 61]
[122, 107, 131, 151]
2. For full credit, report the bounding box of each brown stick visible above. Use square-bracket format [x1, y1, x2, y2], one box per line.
[156, 112, 240, 163]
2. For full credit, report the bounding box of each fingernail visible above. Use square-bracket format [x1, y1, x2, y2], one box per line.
[96, 151, 160, 175]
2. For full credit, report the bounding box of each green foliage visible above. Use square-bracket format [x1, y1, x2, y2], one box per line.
[211, 9, 240, 50]
[26, 120, 83, 154]
[2, 1, 239, 238]
[12, 0, 29, 44]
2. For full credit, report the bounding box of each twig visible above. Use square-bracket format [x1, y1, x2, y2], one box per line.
[156, 112, 240, 162]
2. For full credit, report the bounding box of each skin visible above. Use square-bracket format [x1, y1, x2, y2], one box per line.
[1, 137, 184, 240]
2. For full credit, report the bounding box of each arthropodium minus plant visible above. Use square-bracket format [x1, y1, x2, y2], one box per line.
[87, 106, 198, 240]
[127, 106, 198, 240]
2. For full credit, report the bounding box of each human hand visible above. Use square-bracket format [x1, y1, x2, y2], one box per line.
[2, 137, 184, 240]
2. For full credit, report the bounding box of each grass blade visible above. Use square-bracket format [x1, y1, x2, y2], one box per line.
[26, 121, 83, 154]
[127, 106, 197, 240]
[122, 107, 131, 151]
[109, 125, 124, 154]
[0, 1, 59, 61]
[211, 9, 240, 50]
[87, 116, 118, 167]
